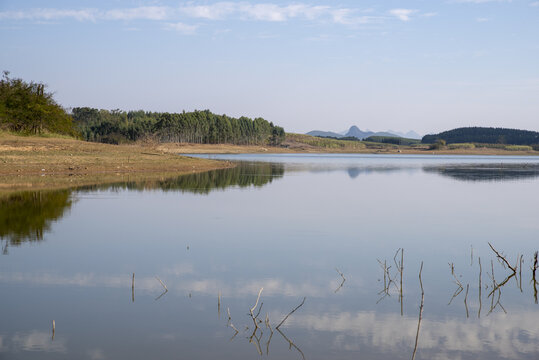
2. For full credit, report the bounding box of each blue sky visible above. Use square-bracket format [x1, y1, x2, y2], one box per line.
[1, 0, 538, 134]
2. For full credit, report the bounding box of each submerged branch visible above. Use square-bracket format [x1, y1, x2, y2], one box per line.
[411, 262, 424, 360]
[334, 268, 346, 293]
[276, 297, 306, 330]
[488, 243, 516, 273]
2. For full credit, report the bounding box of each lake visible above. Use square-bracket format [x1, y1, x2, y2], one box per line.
[1, 154, 539, 359]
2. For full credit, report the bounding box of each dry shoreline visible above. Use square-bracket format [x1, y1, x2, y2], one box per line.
[0, 133, 233, 196]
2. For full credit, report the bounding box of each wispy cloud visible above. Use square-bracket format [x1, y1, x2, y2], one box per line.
[165, 22, 198, 35]
[530, 1, 539, 6]
[476, 17, 489, 21]
[0, 2, 430, 30]
[0, 8, 98, 22]
[104, 6, 170, 21]
[0, 6, 173, 22]
[180, 3, 342, 22]
[389, 9, 417, 22]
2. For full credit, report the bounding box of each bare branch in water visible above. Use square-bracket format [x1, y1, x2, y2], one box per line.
[478, 257, 482, 318]
[250, 287, 263, 315]
[155, 276, 168, 291]
[488, 243, 516, 273]
[464, 284, 470, 318]
[277, 328, 306, 360]
[411, 262, 424, 360]
[334, 268, 346, 293]
[276, 297, 306, 330]
[532, 251, 538, 304]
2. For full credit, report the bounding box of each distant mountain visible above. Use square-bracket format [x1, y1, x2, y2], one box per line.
[345, 126, 373, 140]
[306, 130, 344, 138]
[307, 126, 421, 140]
[387, 130, 422, 139]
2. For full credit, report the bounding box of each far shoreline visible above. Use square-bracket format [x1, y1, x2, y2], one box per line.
[158, 142, 539, 157]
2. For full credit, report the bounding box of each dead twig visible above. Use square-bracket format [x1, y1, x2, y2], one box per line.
[411, 262, 424, 360]
[276, 297, 306, 330]
[334, 268, 346, 293]
[488, 243, 516, 273]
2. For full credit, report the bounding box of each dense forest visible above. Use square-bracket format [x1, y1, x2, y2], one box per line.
[0, 72, 75, 135]
[422, 127, 539, 145]
[72, 107, 286, 146]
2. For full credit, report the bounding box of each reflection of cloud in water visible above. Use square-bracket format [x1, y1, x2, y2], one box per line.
[0, 271, 325, 298]
[7, 331, 66, 352]
[88, 348, 105, 360]
[288, 311, 539, 358]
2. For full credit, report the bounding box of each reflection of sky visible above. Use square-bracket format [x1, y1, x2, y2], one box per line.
[1, 154, 539, 359]
[288, 311, 539, 358]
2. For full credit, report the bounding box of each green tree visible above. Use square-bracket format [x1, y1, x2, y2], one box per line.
[0, 71, 75, 135]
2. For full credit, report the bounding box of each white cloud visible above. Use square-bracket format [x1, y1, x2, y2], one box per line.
[530, 1, 539, 6]
[476, 17, 489, 21]
[0, 3, 420, 29]
[166, 22, 198, 34]
[330, 9, 381, 25]
[179, 2, 237, 20]
[0, 6, 172, 22]
[180, 2, 332, 22]
[104, 6, 170, 21]
[389, 9, 417, 21]
[0, 8, 98, 22]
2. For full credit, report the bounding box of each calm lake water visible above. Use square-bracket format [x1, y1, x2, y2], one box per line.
[2, 154, 539, 359]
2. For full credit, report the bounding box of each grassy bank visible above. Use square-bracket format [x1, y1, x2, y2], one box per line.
[0, 132, 233, 195]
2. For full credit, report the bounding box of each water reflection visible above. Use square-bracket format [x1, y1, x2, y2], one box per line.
[2, 331, 67, 353]
[423, 163, 539, 182]
[0, 162, 284, 248]
[0, 190, 74, 250]
[77, 161, 284, 194]
[3, 159, 539, 250]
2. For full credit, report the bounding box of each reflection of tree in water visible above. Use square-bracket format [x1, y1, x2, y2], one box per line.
[0, 190, 74, 250]
[423, 163, 539, 182]
[78, 162, 285, 195]
[1, 163, 284, 251]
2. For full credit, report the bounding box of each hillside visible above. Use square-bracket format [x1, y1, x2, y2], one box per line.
[422, 127, 539, 145]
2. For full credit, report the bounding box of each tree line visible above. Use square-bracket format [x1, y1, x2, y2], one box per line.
[73, 107, 286, 146]
[1, 72, 286, 147]
[422, 127, 539, 145]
